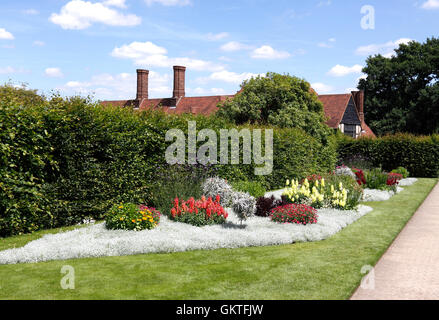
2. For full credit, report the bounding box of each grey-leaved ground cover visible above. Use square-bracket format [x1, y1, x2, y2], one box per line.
[0, 178, 417, 265]
[0, 206, 372, 265]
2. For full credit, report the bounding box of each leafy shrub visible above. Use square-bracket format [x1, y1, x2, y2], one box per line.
[231, 180, 267, 198]
[364, 168, 392, 191]
[232, 191, 256, 223]
[170, 196, 228, 227]
[0, 86, 55, 237]
[216, 72, 332, 143]
[337, 154, 374, 171]
[391, 167, 410, 178]
[270, 204, 318, 225]
[266, 128, 337, 189]
[105, 203, 161, 231]
[256, 196, 283, 217]
[337, 134, 439, 178]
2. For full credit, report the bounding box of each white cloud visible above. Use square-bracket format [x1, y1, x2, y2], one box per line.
[198, 70, 263, 84]
[0, 66, 16, 74]
[60, 71, 172, 99]
[251, 45, 291, 59]
[45, 68, 64, 78]
[103, 0, 127, 8]
[111, 41, 224, 72]
[50, 0, 141, 30]
[0, 66, 29, 74]
[311, 82, 335, 94]
[355, 38, 413, 56]
[421, 0, 439, 9]
[0, 28, 14, 40]
[327, 64, 363, 77]
[33, 40, 45, 47]
[206, 32, 229, 41]
[145, 0, 192, 6]
[344, 87, 358, 94]
[220, 41, 252, 52]
[318, 38, 336, 48]
[23, 9, 39, 15]
[317, 0, 332, 7]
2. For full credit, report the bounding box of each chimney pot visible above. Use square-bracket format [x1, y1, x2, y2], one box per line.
[173, 66, 186, 99]
[136, 69, 149, 101]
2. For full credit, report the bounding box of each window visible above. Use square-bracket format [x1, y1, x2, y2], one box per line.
[344, 124, 356, 138]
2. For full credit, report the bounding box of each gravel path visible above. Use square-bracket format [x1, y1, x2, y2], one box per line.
[351, 180, 439, 300]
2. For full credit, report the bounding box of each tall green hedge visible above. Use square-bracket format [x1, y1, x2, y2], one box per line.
[1, 88, 337, 237]
[337, 134, 439, 178]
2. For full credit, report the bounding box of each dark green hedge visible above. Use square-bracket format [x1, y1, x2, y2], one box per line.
[337, 134, 439, 178]
[1, 87, 337, 237]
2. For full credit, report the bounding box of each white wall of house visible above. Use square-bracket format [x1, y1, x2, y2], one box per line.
[339, 124, 362, 139]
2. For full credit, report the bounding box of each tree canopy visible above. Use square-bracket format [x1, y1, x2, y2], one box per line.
[216, 72, 331, 142]
[358, 37, 439, 136]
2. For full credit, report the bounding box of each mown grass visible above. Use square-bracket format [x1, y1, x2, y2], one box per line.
[0, 178, 436, 300]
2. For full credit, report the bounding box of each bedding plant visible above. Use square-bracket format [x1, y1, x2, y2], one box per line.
[352, 167, 402, 192]
[105, 203, 161, 231]
[391, 167, 410, 179]
[283, 175, 362, 210]
[270, 204, 318, 225]
[170, 196, 228, 227]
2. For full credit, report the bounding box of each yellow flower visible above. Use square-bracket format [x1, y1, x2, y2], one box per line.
[118, 206, 124, 209]
[132, 219, 136, 223]
[142, 217, 147, 221]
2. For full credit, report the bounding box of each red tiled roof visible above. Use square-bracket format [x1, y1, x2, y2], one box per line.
[101, 91, 375, 137]
[318, 94, 351, 128]
[361, 123, 376, 138]
[137, 95, 235, 115]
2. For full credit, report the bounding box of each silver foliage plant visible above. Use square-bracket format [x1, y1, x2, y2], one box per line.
[335, 165, 356, 179]
[232, 191, 256, 223]
[202, 177, 235, 207]
[202, 177, 256, 221]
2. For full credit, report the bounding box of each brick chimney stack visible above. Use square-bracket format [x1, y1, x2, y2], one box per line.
[352, 90, 365, 123]
[173, 66, 186, 99]
[136, 69, 149, 101]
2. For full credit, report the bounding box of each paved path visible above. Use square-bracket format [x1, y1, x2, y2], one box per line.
[351, 181, 439, 300]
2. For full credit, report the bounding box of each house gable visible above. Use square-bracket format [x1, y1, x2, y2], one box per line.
[341, 97, 361, 125]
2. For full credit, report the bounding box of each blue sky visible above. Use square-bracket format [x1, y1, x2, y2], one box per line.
[0, 0, 438, 100]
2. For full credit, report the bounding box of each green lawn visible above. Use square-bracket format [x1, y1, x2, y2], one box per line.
[0, 178, 436, 300]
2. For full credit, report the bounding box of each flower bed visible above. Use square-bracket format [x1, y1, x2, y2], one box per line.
[0, 205, 373, 265]
[105, 204, 161, 231]
[270, 204, 318, 225]
[170, 196, 228, 227]
[283, 177, 362, 210]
